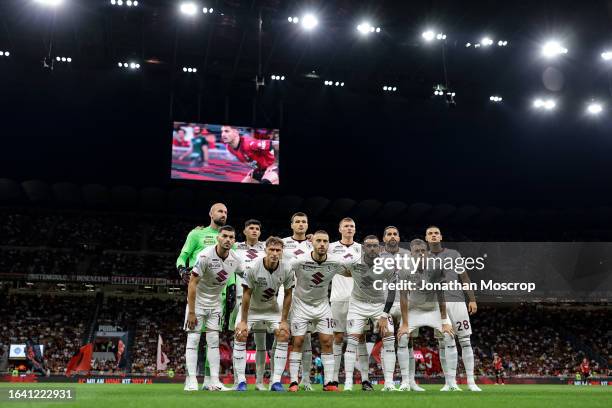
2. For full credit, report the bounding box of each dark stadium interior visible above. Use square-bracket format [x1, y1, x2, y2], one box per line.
[0, 0, 611, 391]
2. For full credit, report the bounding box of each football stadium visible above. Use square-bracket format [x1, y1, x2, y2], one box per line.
[0, 1, 610, 408]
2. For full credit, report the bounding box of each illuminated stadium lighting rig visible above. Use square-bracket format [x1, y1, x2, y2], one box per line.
[118, 61, 140, 70]
[288, 16, 299, 24]
[480, 36, 494, 47]
[541, 40, 568, 58]
[601, 51, 612, 61]
[357, 22, 381, 35]
[182, 66, 197, 73]
[35, 0, 63, 6]
[382, 85, 397, 92]
[110, 0, 139, 6]
[490, 95, 503, 103]
[422, 30, 445, 42]
[324, 80, 344, 87]
[55, 56, 72, 63]
[0, 50, 10, 57]
[533, 98, 557, 111]
[202, 7, 213, 14]
[179, 2, 197, 16]
[497, 40, 509, 47]
[586, 101, 603, 116]
[301, 13, 319, 31]
[270, 74, 285, 80]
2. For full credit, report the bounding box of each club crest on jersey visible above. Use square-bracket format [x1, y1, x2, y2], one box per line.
[311, 272, 324, 285]
[293, 249, 304, 256]
[343, 253, 353, 259]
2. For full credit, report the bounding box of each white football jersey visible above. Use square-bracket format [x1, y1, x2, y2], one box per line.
[380, 247, 410, 306]
[234, 241, 266, 298]
[282, 236, 313, 259]
[243, 257, 295, 313]
[191, 245, 243, 309]
[291, 252, 351, 307]
[328, 241, 361, 302]
[348, 257, 396, 303]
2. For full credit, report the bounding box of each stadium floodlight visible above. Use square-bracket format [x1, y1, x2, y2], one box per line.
[180, 2, 198, 16]
[436, 33, 447, 40]
[601, 51, 612, 61]
[481, 37, 494, 47]
[35, 0, 63, 6]
[340, 82, 344, 86]
[490, 95, 503, 102]
[541, 40, 568, 58]
[383, 86, 388, 90]
[533, 98, 556, 110]
[466, 42, 471, 48]
[301, 13, 318, 30]
[335, 81, 339, 86]
[474, 43, 481, 48]
[183, 66, 197, 73]
[203, 7, 213, 13]
[422, 30, 435, 42]
[288, 16, 299, 24]
[587, 102, 603, 115]
[357, 22, 372, 35]
[497, 40, 508, 47]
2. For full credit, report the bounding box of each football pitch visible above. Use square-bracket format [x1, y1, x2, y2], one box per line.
[1, 383, 610, 408]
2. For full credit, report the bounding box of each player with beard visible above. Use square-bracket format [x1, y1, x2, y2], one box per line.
[343, 235, 402, 392]
[176, 203, 236, 389]
[233, 219, 267, 390]
[220, 125, 279, 184]
[281, 212, 315, 390]
[328, 218, 370, 388]
[426, 226, 481, 392]
[287, 230, 354, 392]
[184, 226, 242, 392]
[394, 239, 455, 391]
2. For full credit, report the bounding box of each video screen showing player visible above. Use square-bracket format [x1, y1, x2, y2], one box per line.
[171, 122, 280, 184]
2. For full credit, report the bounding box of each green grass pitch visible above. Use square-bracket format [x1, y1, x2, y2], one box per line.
[1, 383, 610, 408]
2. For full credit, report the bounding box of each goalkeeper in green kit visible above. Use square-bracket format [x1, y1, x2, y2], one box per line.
[176, 202, 237, 390]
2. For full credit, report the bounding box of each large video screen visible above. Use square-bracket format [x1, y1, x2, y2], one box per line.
[171, 122, 279, 184]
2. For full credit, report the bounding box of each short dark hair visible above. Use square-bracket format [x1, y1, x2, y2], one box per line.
[363, 235, 379, 242]
[312, 230, 329, 237]
[339, 217, 355, 226]
[244, 219, 262, 228]
[383, 225, 399, 235]
[410, 239, 427, 249]
[291, 212, 308, 223]
[219, 225, 235, 234]
[265, 236, 284, 248]
[426, 225, 441, 233]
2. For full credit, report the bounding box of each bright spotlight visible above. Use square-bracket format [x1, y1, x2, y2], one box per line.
[281, 75, 285, 80]
[340, 82, 344, 86]
[335, 81, 339, 86]
[490, 95, 503, 102]
[466, 42, 471, 47]
[587, 102, 603, 115]
[67, 57, 72, 62]
[35, 0, 63, 6]
[180, 2, 198, 16]
[383, 86, 388, 90]
[357, 22, 372, 35]
[542, 41, 568, 58]
[601, 51, 612, 61]
[376, 27, 381, 33]
[56, 56, 61, 61]
[301, 14, 318, 30]
[497, 40, 508, 47]
[481, 37, 494, 47]
[127, 0, 132, 6]
[422, 30, 435, 42]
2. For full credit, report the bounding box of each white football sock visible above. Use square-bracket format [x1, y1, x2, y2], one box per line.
[409, 347, 416, 383]
[438, 338, 448, 385]
[301, 334, 312, 384]
[254, 332, 267, 383]
[206, 331, 220, 383]
[343, 336, 359, 385]
[382, 336, 396, 386]
[459, 336, 475, 383]
[272, 341, 288, 384]
[233, 340, 247, 383]
[289, 351, 302, 384]
[185, 332, 200, 377]
[358, 341, 370, 381]
[444, 334, 458, 386]
[321, 352, 334, 385]
[332, 341, 343, 382]
[397, 335, 409, 383]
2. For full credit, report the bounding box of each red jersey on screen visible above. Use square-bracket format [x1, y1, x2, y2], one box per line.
[173, 139, 189, 147]
[419, 347, 442, 375]
[581, 362, 590, 374]
[227, 136, 275, 170]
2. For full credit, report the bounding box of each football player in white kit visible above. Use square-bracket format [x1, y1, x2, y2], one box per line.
[381, 226, 410, 324]
[328, 217, 369, 387]
[343, 235, 403, 392]
[395, 239, 456, 391]
[426, 226, 481, 391]
[233, 219, 267, 390]
[281, 212, 315, 390]
[233, 236, 295, 392]
[184, 226, 243, 392]
[287, 230, 353, 392]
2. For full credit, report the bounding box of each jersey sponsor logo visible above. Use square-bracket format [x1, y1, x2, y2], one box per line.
[216, 269, 228, 282]
[293, 249, 304, 256]
[246, 249, 259, 260]
[262, 288, 276, 300]
[311, 272, 324, 285]
[343, 253, 354, 259]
